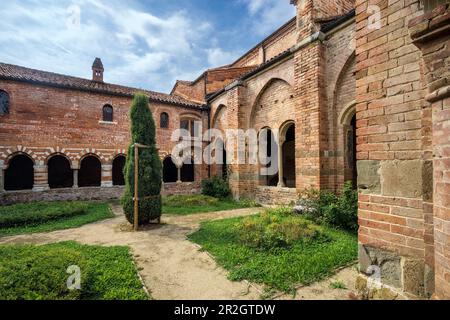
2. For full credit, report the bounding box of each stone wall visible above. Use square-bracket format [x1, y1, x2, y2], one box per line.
[255, 186, 298, 205]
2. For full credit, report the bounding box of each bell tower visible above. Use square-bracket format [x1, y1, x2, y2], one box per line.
[92, 57, 104, 82]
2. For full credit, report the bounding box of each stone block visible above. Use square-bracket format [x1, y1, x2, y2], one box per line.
[380, 160, 423, 198]
[357, 160, 381, 194]
[402, 258, 425, 297]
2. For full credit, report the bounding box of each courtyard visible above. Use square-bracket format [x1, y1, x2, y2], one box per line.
[0, 199, 358, 300]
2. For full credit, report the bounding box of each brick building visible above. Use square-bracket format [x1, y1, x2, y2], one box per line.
[0, 0, 448, 299]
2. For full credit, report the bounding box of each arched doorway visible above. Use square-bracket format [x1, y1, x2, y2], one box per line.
[281, 122, 296, 188]
[48, 155, 73, 189]
[79, 155, 101, 187]
[163, 157, 178, 183]
[4, 154, 34, 191]
[259, 128, 278, 187]
[112, 155, 126, 186]
[181, 158, 195, 182]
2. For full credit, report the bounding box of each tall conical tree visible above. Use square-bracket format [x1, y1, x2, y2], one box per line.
[122, 93, 162, 225]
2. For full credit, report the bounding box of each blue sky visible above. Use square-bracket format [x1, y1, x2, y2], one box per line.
[0, 0, 295, 93]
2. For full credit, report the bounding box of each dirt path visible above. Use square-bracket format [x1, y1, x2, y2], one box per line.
[0, 205, 358, 300]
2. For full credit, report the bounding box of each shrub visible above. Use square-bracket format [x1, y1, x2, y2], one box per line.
[201, 176, 230, 199]
[123, 93, 162, 225]
[235, 208, 325, 250]
[297, 182, 358, 232]
[0, 202, 89, 228]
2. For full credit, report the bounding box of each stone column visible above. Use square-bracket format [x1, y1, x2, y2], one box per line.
[0, 161, 4, 193]
[101, 164, 113, 187]
[73, 169, 79, 188]
[32, 162, 49, 192]
[176, 166, 182, 183]
[277, 136, 285, 188]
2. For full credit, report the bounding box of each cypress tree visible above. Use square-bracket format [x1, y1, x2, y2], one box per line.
[122, 93, 162, 225]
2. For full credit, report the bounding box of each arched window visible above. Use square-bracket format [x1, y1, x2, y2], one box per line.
[160, 112, 169, 129]
[180, 118, 200, 138]
[5, 154, 34, 191]
[102, 104, 113, 122]
[48, 155, 73, 189]
[113, 155, 126, 186]
[79, 155, 102, 187]
[281, 123, 296, 188]
[259, 128, 278, 187]
[0, 90, 9, 115]
[163, 157, 178, 183]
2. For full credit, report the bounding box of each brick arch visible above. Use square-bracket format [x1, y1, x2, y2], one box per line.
[45, 152, 75, 169]
[332, 51, 356, 111]
[179, 111, 202, 120]
[3, 150, 36, 169]
[249, 78, 296, 131]
[75, 148, 107, 166]
[3, 146, 37, 169]
[211, 104, 227, 130]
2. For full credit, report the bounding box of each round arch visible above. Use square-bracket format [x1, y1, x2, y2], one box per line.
[163, 156, 178, 183]
[4, 153, 35, 191]
[48, 154, 73, 189]
[78, 154, 102, 187]
[248, 78, 295, 130]
[112, 154, 126, 186]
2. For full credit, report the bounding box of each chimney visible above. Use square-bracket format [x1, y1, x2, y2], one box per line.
[92, 57, 104, 82]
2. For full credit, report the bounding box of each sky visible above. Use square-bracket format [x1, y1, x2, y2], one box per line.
[0, 0, 296, 93]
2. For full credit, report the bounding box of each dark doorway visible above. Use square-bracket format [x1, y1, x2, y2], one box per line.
[181, 158, 195, 182]
[163, 157, 178, 183]
[4, 154, 34, 191]
[282, 124, 296, 188]
[222, 148, 228, 179]
[260, 128, 278, 186]
[79, 156, 101, 187]
[113, 155, 126, 186]
[48, 155, 73, 189]
[349, 114, 357, 188]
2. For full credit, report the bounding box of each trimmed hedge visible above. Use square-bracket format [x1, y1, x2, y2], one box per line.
[0, 241, 148, 300]
[0, 202, 89, 228]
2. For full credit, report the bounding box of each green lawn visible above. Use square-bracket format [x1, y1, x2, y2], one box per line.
[0, 201, 114, 237]
[162, 195, 258, 215]
[0, 241, 148, 300]
[188, 211, 358, 294]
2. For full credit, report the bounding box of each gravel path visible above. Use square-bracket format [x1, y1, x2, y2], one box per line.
[0, 204, 357, 300]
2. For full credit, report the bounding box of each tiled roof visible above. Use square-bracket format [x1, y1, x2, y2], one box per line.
[0, 62, 203, 108]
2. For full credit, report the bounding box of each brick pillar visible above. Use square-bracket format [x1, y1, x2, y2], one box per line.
[32, 161, 49, 191]
[277, 135, 285, 188]
[101, 164, 113, 187]
[409, 4, 450, 299]
[226, 82, 255, 200]
[294, 40, 326, 191]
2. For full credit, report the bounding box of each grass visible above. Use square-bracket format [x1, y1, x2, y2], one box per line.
[188, 210, 358, 294]
[0, 241, 148, 300]
[330, 280, 347, 290]
[162, 194, 258, 215]
[0, 201, 114, 237]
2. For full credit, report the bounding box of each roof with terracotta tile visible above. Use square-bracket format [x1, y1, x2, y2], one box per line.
[0, 62, 203, 108]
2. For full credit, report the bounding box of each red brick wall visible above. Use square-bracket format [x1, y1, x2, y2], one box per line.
[0, 79, 208, 194]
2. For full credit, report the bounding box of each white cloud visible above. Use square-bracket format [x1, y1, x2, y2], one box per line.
[0, 0, 216, 93]
[206, 48, 240, 67]
[240, 0, 296, 36]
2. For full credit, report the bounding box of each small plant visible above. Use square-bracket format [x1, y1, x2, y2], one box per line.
[201, 176, 231, 199]
[330, 280, 347, 290]
[235, 208, 326, 250]
[297, 182, 358, 232]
